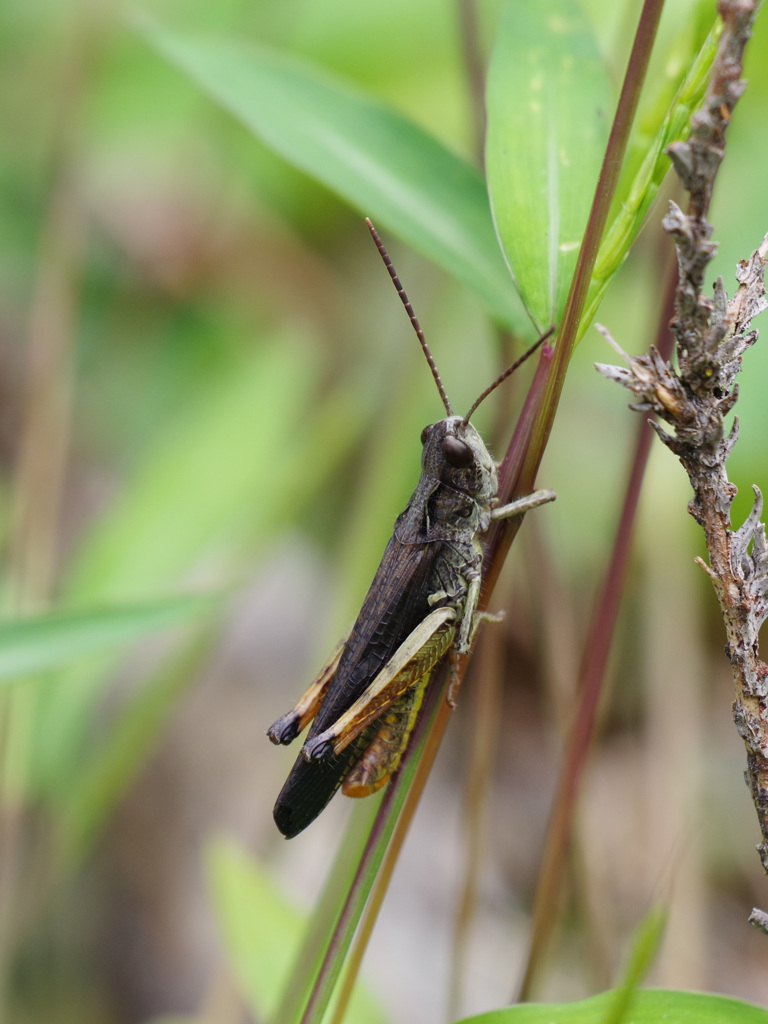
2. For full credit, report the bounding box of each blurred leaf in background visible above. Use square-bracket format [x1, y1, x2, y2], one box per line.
[0, 0, 767, 1022]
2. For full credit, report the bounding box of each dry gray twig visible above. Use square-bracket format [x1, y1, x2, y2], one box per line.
[596, 0, 768, 924]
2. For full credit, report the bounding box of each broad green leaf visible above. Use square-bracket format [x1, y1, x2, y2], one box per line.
[139, 17, 530, 335]
[458, 989, 768, 1024]
[486, 0, 611, 331]
[0, 594, 214, 686]
[205, 838, 387, 1024]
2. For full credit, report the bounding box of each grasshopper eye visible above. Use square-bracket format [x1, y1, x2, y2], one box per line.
[442, 435, 473, 468]
[420, 425, 433, 445]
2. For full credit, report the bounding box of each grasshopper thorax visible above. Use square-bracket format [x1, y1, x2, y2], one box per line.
[420, 415, 498, 506]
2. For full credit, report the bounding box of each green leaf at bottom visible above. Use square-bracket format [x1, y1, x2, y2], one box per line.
[458, 989, 768, 1024]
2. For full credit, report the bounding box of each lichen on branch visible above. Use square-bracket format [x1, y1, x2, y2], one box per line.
[595, 0, 768, 926]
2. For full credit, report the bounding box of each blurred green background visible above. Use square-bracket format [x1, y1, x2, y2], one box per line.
[1, 0, 768, 1021]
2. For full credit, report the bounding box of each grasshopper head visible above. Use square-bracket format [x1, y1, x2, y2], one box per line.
[420, 415, 498, 504]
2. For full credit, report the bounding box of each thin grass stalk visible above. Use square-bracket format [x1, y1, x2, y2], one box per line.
[272, 796, 383, 1024]
[516, 255, 678, 1001]
[326, 673, 454, 1024]
[295, 665, 450, 1024]
[447, 622, 504, 1020]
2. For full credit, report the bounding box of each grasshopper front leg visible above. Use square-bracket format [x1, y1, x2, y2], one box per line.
[469, 487, 555, 648]
[447, 487, 556, 704]
[491, 488, 556, 522]
[456, 487, 556, 658]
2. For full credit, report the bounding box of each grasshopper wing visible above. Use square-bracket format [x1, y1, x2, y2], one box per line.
[273, 534, 442, 838]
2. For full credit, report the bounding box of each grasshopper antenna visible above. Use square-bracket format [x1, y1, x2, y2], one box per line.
[462, 325, 556, 425]
[365, 217, 453, 417]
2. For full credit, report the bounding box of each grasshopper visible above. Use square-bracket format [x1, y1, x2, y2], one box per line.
[267, 220, 555, 838]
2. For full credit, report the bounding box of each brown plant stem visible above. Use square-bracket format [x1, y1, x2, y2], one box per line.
[447, 617, 505, 1020]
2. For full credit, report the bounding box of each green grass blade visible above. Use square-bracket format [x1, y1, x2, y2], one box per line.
[485, 0, 611, 331]
[271, 798, 383, 1024]
[0, 594, 215, 686]
[277, 671, 446, 1024]
[205, 838, 387, 1024]
[138, 17, 529, 334]
[600, 907, 666, 1024]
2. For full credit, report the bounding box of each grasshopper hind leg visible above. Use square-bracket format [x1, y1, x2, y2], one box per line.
[274, 674, 431, 838]
[273, 664, 434, 836]
[273, 612, 455, 836]
[342, 671, 431, 797]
